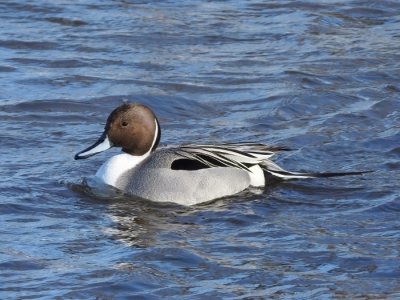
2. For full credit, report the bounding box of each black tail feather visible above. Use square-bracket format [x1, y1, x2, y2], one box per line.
[264, 169, 373, 180]
[299, 170, 373, 178]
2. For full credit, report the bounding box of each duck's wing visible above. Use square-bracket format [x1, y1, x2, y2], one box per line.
[166, 144, 370, 179]
[182, 142, 291, 159]
[172, 143, 287, 172]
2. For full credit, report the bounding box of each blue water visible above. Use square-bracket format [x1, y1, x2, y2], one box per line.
[1, 1, 399, 298]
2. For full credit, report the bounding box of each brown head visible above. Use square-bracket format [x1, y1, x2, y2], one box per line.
[75, 103, 161, 159]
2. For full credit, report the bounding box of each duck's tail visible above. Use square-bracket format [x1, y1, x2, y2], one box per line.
[260, 160, 371, 180]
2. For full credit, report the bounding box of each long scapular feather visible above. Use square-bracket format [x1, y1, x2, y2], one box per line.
[181, 143, 291, 158]
[178, 147, 253, 172]
[174, 143, 370, 180]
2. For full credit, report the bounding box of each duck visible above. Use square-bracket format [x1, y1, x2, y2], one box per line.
[75, 103, 366, 206]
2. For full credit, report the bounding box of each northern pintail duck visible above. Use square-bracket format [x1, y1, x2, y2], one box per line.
[75, 103, 366, 205]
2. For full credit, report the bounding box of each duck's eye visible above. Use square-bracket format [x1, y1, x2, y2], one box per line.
[121, 121, 129, 127]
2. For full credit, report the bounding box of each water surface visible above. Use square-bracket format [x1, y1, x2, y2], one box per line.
[1, 1, 399, 299]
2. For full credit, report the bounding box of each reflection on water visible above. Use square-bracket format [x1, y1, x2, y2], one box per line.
[1, 0, 399, 298]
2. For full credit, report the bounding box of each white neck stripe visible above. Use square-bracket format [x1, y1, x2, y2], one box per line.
[146, 118, 159, 155]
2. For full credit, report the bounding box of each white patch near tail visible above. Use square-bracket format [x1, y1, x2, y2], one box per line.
[248, 165, 265, 187]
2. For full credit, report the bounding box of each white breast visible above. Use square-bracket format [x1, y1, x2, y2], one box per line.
[96, 153, 148, 187]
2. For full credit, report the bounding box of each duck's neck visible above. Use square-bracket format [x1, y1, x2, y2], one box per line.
[96, 152, 149, 187]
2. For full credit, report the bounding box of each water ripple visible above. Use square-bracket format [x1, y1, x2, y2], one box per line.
[1, 0, 399, 298]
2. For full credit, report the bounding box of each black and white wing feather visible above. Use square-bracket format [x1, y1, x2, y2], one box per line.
[171, 143, 290, 172]
[170, 142, 369, 179]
